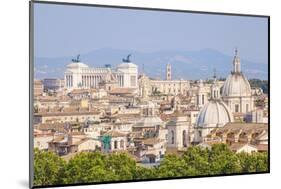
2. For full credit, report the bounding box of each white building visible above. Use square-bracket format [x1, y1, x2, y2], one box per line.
[166, 115, 190, 150]
[64, 55, 138, 91]
[137, 64, 190, 96]
[195, 80, 209, 108]
[151, 79, 190, 96]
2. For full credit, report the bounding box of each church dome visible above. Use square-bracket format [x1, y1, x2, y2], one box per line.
[221, 49, 251, 97]
[222, 73, 251, 97]
[196, 100, 233, 128]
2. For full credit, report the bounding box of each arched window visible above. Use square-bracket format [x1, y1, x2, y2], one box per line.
[183, 130, 187, 147]
[171, 130, 175, 144]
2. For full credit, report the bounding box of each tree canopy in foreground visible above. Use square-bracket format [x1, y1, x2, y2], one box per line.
[33, 144, 268, 187]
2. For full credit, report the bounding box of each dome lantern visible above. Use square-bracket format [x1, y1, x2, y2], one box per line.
[233, 48, 241, 73]
[210, 69, 220, 100]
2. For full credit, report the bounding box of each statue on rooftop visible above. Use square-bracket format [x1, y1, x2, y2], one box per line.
[72, 54, 81, 62]
[122, 54, 131, 63]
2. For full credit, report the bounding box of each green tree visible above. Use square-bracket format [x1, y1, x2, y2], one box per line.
[62, 152, 110, 184]
[134, 166, 158, 180]
[33, 148, 66, 186]
[157, 154, 192, 178]
[237, 152, 268, 173]
[105, 153, 137, 181]
[209, 144, 242, 175]
[62, 152, 137, 184]
[182, 146, 210, 176]
[33, 144, 268, 186]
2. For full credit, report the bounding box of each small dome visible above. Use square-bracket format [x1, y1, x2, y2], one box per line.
[196, 100, 233, 128]
[222, 73, 251, 97]
[67, 62, 89, 69]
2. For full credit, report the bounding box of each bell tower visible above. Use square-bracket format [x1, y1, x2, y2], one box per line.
[166, 63, 172, 80]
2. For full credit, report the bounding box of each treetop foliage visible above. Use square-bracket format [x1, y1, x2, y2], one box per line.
[33, 144, 268, 187]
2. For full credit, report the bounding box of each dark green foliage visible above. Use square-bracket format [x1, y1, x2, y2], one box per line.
[249, 79, 268, 94]
[157, 154, 192, 178]
[33, 148, 66, 186]
[62, 152, 137, 184]
[33, 144, 268, 186]
[237, 152, 268, 173]
[208, 144, 242, 175]
[134, 166, 158, 180]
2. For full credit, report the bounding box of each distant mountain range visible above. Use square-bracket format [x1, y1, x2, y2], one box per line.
[34, 48, 268, 80]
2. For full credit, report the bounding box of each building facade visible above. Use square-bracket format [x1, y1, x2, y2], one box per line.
[64, 56, 138, 91]
[166, 115, 190, 150]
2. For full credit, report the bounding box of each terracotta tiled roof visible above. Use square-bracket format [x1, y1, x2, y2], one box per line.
[34, 123, 66, 132]
[34, 107, 100, 116]
[109, 88, 136, 94]
[69, 88, 98, 94]
[256, 144, 268, 151]
[103, 130, 127, 137]
[142, 138, 164, 145]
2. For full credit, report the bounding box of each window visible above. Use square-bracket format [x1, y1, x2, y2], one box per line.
[235, 104, 239, 112]
[183, 130, 187, 147]
[198, 130, 202, 137]
[114, 141, 118, 149]
[120, 140, 124, 149]
[246, 104, 249, 112]
[171, 130, 175, 144]
[202, 95, 204, 104]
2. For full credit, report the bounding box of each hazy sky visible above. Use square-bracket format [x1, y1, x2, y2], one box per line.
[34, 3, 268, 63]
